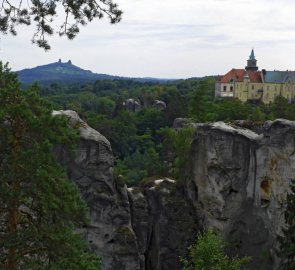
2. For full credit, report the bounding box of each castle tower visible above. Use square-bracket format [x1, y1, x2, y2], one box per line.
[245, 49, 258, 71]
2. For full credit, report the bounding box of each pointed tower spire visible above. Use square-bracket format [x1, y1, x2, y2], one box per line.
[245, 49, 258, 71]
[249, 49, 255, 60]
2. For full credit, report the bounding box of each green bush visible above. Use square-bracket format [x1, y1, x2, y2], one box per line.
[181, 230, 250, 270]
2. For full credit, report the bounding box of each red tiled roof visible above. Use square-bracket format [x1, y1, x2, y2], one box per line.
[220, 69, 262, 83]
[220, 69, 245, 83]
[248, 70, 262, 83]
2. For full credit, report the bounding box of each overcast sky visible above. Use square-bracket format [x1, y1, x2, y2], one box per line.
[1, 0, 295, 78]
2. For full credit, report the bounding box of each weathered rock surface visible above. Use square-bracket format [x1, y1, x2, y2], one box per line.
[233, 119, 264, 134]
[152, 100, 167, 110]
[123, 98, 141, 112]
[52, 111, 293, 270]
[173, 117, 196, 129]
[187, 119, 294, 270]
[53, 111, 199, 270]
[128, 178, 199, 270]
[53, 110, 141, 270]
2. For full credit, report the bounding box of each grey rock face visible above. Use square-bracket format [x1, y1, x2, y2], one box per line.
[188, 120, 294, 269]
[53, 111, 293, 270]
[172, 117, 200, 129]
[123, 98, 141, 112]
[53, 111, 198, 270]
[53, 110, 141, 270]
[128, 178, 199, 270]
[173, 118, 193, 129]
[233, 119, 264, 134]
[152, 100, 166, 110]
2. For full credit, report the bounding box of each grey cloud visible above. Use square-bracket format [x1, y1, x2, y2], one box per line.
[233, 38, 295, 48]
[103, 21, 225, 42]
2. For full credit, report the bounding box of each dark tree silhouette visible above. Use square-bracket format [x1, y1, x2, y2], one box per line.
[0, 0, 122, 50]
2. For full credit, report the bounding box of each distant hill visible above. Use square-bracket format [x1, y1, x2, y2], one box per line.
[17, 60, 174, 85]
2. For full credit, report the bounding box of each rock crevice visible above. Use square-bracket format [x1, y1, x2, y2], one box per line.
[54, 111, 293, 270]
[188, 119, 294, 270]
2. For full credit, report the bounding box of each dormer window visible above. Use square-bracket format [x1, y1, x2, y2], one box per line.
[230, 78, 234, 83]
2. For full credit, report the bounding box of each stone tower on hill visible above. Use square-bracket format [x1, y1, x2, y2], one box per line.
[245, 49, 258, 71]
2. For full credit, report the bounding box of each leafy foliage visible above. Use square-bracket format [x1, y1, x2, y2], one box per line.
[182, 230, 250, 270]
[37, 76, 295, 186]
[0, 62, 101, 269]
[188, 79, 217, 122]
[277, 178, 295, 270]
[0, 0, 122, 50]
[159, 127, 195, 180]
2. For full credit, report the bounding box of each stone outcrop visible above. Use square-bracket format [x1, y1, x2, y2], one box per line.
[152, 100, 166, 110]
[123, 98, 141, 112]
[233, 119, 264, 134]
[53, 111, 199, 270]
[53, 110, 141, 270]
[187, 119, 294, 270]
[52, 111, 293, 270]
[128, 178, 199, 270]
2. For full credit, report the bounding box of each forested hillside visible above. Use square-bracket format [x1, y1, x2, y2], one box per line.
[38, 77, 295, 186]
[18, 60, 173, 85]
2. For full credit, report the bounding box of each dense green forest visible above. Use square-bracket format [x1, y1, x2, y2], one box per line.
[38, 77, 295, 186]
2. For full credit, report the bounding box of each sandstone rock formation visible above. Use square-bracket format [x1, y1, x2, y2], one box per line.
[128, 178, 199, 270]
[152, 100, 167, 110]
[53, 111, 199, 270]
[123, 98, 141, 112]
[53, 110, 292, 270]
[187, 119, 294, 270]
[53, 110, 141, 270]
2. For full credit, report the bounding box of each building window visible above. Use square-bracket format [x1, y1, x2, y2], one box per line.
[223, 85, 227, 91]
[230, 86, 233, 92]
[252, 85, 254, 90]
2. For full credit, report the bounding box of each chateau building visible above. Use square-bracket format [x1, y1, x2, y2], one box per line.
[215, 49, 295, 104]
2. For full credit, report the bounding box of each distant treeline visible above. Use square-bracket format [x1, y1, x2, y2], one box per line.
[36, 77, 295, 185]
